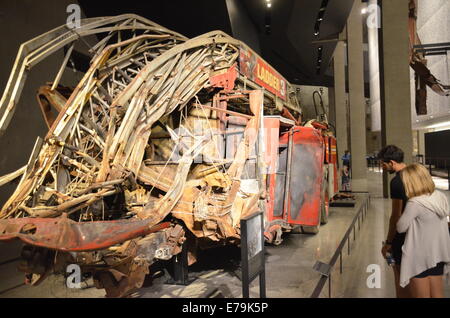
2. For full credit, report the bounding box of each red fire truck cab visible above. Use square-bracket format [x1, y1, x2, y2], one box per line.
[263, 116, 338, 244]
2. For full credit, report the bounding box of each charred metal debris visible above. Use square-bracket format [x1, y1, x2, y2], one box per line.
[0, 15, 302, 297]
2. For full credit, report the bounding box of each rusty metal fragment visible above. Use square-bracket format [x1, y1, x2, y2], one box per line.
[0, 14, 303, 297]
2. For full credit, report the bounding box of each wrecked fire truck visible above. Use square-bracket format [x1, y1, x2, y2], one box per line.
[0, 15, 337, 297]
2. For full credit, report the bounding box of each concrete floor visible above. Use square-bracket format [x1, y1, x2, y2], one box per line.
[1, 170, 449, 298]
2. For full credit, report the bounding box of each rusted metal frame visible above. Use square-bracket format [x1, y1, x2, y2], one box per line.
[107, 51, 181, 158]
[51, 43, 75, 91]
[52, 34, 161, 138]
[117, 47, 218, 174]
[0, 15, 186, 136]
[90, 18, 135, 53]
[92, 19, 179, 58]
[105, 37, 175, 67]
[36, 86, 68, 128]
[158, 49, 206, 99]
[105, 38, 170, 66]
[172, 57, 214, 105]
[147, 128, 247, 140]
[0, 19, 270, 290]
[1, 35, 148, 216]
[81, 110, 106, 140]
[67, 80, 96, 143]
[78, 120, 105, 148]
[217, 94, 249, 100]
[61, 153, 93, 174]
[119, 79, 180, 171]
[137, 166, 174, 192]
[235, 75, 301, 115]
[123, 69, 194, 174]
[21, 187, 117, 218]
[172, 58, 223, 111]
[192, 103, 252, 120]
[153, 52, 189, 95]
[120, 36, 172, 57]
[91, 92, 111, 120]
[27, 23, 180, 68]
[18, 137, 45, 187]
[139, 136, 211, 223]
[0, 166, 27, 188]
[111, 33, 239, 110]
[165, 55, 209, 110]
[0, 16, 133, 115]
[282, 107, 301, 126]
[72, 150, 101, 169]
[0, 215, 171, 252]
[27, 30, 169, 72]
[109, 77, 158, 164]
[65, 189, 118, 216]
[2, 25, 256, 258]
[76, 178, 125, 196]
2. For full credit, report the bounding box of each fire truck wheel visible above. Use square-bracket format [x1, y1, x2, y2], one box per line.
[300, 224, 320, 234]
[291, 226, 303, 234]
[300, 212, 321, 234]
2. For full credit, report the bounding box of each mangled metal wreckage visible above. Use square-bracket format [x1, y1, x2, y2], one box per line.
[0, 15, 303, 297]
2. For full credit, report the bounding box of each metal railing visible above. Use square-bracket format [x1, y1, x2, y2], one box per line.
[367, 157, 382, 172]
[414, 155, 450, 190]
[310, 193, 370, 298]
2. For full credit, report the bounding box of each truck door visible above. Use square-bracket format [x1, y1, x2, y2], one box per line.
[281, 127, 324, 226]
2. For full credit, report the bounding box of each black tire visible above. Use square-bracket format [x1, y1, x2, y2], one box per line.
[291, 225, 303, 234]
[300, 212, 321, 234]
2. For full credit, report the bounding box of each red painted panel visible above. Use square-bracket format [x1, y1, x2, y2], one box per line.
[209, 63, 238, 90]
[280, 127, 324, 227]
[239, 47, 287, 100]
[0, 214, 171, 252]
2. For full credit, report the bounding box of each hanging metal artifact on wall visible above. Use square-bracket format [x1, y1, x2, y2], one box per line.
[408, 0, 450, 116]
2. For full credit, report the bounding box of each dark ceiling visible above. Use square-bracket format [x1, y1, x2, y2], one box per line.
[79, 0, 355, 87]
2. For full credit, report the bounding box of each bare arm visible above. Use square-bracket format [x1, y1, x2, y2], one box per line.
[386, 199, 403, 242]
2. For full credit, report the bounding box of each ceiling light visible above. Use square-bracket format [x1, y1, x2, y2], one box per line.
[267, 3, 272, 8]
[318, 18, 323, 21]
[361, 8, 367, 14]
